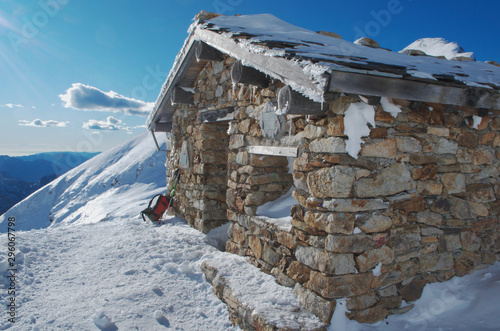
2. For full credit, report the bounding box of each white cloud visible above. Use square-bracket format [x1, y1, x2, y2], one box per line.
[82, 116, 125, 131]
[1, 103, 23, 108]
[59, 83, 153, 116]
[18, 119, 68, 128]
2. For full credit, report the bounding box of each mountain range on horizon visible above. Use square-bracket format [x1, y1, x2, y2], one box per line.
[0, 151, 99, 216]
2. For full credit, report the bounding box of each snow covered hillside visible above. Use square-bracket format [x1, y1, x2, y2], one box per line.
[0, 131, 167, 232]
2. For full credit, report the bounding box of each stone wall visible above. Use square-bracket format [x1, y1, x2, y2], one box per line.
[168, 57, 236, 232]
[224, 92, 499, 324]
[168, 54, 499, 325]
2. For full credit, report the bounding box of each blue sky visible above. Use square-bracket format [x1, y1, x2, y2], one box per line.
[1, 0, 499, 156]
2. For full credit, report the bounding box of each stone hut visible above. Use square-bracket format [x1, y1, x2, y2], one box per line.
[147, 11, 500, 327]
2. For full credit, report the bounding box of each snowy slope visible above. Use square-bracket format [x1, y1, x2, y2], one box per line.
[0, 131, 167, 232]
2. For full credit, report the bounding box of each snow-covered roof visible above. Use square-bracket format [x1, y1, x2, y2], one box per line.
[147, 12, 500, 131]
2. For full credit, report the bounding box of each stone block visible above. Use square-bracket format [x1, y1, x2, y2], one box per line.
[460, 231, 482, 251]
[309, 137, 346, 153]
[411, 164, 437, 180]
[468, 184, 496, 203]
[261, 242, 281, 266]
[276, 231, 297, 249]
[294, 284, 336, 324]
[409, 154, 437, 165]
[419, 252, 454, 272]
[457, 132, 479, 148]
[393, 196, 426, 213]
[435, 138, 458, 154]
[369, 127, 388, 139]
[307, 271, 373, 299]
[246, 173, 291, 186]
[427, 126, 449, 137]
[236, 151, 249, 165]
[248, 235, 263, 259]
[327, 117, 345, 136]
[295, 246, 355, 275]
[294, 153, 313, 171]
[304, 211, 355, 235]
[471, 218, 498, 233]
[287, 261, 312, 283]
[355, 246, 394, 273]
[229, 134, 245, 149]
[396, 137, 422, 153]
[303, 124, 327, 139]
[238, 118, 254, 134]
[398, 279, 427, 302]
[376, 296, 402, 309]
[322, 198, 389, 212]
[454, 251, 482, 277]
[307, 166, 356, 198]
[443, 235, 462, 251]
[355, 163, 416, 198]
[480, 132, 496, 145]
[357, 214, 392, 233]
[417, 181, 443, 195]
[360, 138, 397, 158]
[377, 285, 397, 297]
[271, 267, 296, 287]
[389, 225, 421, 252]
[347, 307, 388, 324]
[473, 149, 494, 165]
[325, 234, 372, 253]
[415, 211, 442, 226]
[346, 293, 378, 310]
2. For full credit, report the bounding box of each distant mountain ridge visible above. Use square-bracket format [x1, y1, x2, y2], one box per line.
[0, 132, 166, 231]
[0, 152, 99, 215]
[0, 152, 99, 183]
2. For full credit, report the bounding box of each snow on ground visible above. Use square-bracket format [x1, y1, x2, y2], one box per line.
[0, 217, 238, 330]
[329, 262, 500, 331]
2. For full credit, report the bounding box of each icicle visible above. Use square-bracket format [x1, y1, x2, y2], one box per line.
[251, 86, 257, 103]
[232, 82, 237, 98]
[287, 118, 293, 146]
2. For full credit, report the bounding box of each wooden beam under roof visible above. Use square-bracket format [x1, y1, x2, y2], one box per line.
[329, 69, 500, 111]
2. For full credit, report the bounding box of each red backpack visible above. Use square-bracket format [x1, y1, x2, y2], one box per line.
[141, 169, 180, 223]
[141, 194, 171, 222]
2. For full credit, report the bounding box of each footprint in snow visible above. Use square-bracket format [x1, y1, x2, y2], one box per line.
[152, 286, 164, 296]
[93, 311, 118, 331]
[154, 310, 170, 327]
[123, 269, 137, 275]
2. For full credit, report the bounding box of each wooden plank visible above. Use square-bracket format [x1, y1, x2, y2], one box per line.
[277, 85, 326, 114]
[248, 146, 298, 157]
[147, 36, 198, 131]
[171, 86, 195, 105]
[231, 60, 269, 87]
[329, 70, 500, 111]
[195, 29, 327, 101]
[200, 108, 235, 123]
[154, 122, 172, 132]
[196, 41, 224, 61]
